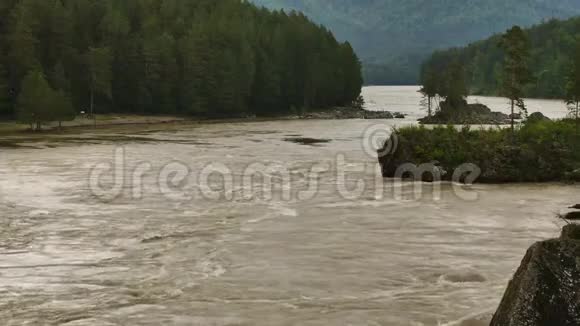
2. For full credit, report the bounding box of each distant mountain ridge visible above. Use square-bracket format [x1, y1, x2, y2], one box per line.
[251, 0, 580, 84]
[422, 15, 580, 99]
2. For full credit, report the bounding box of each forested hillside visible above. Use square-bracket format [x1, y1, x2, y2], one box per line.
[421, 17, 580, 99]
[0, 0, 362, 121]
[253, 0, 580, 84]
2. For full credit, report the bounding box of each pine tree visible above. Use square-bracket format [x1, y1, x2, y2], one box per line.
[419, 67, 438, 117]
[17, 70, 53, 131]
[565, 41, 580, 136]
[50, 90, 75, 131]
[499, 26, 532, 133]
[143, 33, 178, 114]
[0, 0, 363, 122]
[441, 60, 468, 108]
[0, 59, 12, 117]
[86, 47, 112, 123]
[8, 1, 40, 83]
[252, 49, 282, 114]
[48, 62, 70, 94]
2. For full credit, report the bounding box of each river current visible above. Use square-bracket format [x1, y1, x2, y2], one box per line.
[0, 86, 577, 325]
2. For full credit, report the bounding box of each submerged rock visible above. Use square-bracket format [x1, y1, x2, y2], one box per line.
[563, 211, 580, 220]
[490, 224, 580, 326]
[284, 137, 331, 146]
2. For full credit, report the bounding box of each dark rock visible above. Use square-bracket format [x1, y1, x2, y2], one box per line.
[284, 137, 331, 146]
[565, 169, 580, 182]
[490, 225, 580, 326]
[443, 271, 486, 283]
[527, 112, 551, 124]
[569, 204, 580, 210]
[509, 113, 523, 120]
[378, 137, 449, 182]
[394, 112, 406, 119]
[419, 99, 510, 125]
[561, 224, 580, 240]
[302, 107, 394, 120]
[563, 211, 580, 220]
[142, 235, 164, 243]
[363, 110, 395, 119]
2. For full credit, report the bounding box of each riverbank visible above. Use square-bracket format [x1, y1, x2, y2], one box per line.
[0, 115, 188, 135]
[0, 107, 399, 137]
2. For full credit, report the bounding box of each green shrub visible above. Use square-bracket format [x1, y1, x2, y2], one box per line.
[380, 120, 580, 182]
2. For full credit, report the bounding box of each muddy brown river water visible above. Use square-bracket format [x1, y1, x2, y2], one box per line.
[0, 86, 578, 325]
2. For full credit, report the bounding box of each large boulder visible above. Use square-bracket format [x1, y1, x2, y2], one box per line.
[419, 99, 510, 125]
[490, 224, 580, 326]
[527, 112, 551, 124]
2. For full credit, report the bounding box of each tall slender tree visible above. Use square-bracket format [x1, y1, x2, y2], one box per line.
[86, 47, 112, 126]
[439, 60, 468, 109]
[0, 59, 11, 117]
[499, 26, 532, 134]
[419, 66, 438, 117]
[565, 41, 580, 137]
[50, 90, 75, 131]
[17, 70, 52, 131]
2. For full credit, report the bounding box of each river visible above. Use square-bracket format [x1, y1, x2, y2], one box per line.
[0, 86, 577, 325]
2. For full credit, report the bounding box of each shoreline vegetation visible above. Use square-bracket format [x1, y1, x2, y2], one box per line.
[379, 118, 580, 183]
[400, 21, 580, 184]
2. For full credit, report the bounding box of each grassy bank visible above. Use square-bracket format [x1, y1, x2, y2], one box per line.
[0, 114, 188, 135]
[379, 119, 580, 183]
[0, 105, 398, 137]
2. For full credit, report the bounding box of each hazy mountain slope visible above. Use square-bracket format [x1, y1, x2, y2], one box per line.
[252, 0, 580, 84]
[422, 16, 580, 99]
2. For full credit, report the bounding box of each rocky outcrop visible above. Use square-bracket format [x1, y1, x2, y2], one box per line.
[302, 107, 395, 120]
[490, 224, 580, 326]
[509, 113, 523, 120]
[527, 112, 551, 124]
[419, 99, 510, 125]
[563, 211, 580, 220]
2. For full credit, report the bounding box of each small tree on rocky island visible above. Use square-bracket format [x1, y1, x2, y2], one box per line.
[17, 71, 53, 131]
[440, 60, 468, 109]
[565, 41, 580, 137]
[499, 26, 532, 134]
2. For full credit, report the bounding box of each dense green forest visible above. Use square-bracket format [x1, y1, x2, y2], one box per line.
[421, 16, 580, 99]
[0, 0, 362, 123]
[253, 0, 580, 84]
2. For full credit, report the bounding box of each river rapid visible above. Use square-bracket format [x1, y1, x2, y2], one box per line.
[0, 86, 578, 325]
